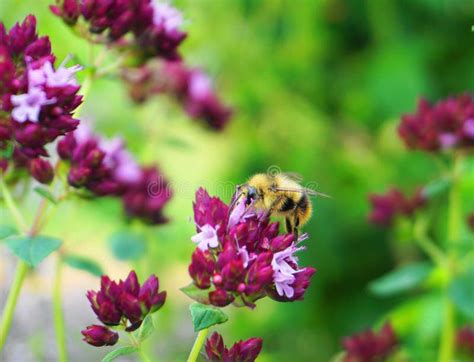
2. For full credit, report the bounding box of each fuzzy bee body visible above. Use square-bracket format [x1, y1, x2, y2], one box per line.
[236, 173, 317, 237]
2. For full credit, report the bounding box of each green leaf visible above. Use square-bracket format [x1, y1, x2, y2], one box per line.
[108, 231, 146, 261]
[6, 235, 62, 267]
[180, 283, 211, 304]
[422, 178, 451, 199]
[449, 267, 474, 318]
[189, 302, 228, 332]
[0, 143, 14, 158]
[63, 254, 104, 277]
[0, 225, 17, 240]
[34, 187, 58, 204]
[101, 346, 137, 362]
[136, 315, 154, 342]
[368, 262, 432, 297]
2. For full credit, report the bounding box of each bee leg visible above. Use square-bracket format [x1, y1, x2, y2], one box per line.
[285, 217, 293, 234]
[292, 213, 300, 239]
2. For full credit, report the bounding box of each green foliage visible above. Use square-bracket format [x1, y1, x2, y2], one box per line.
[449, 266, 474, 318]
[33, 187, 58, 204]
[108, 231, 146, 261]
[189, 303, 229, 332]
[63, 254, 104, 277]
[368, 262, 433, 297]
[0, 225, 17, 240]
[101, 346, 137, 362]
[136, 315, 154, 342]
[180, 283, 212, 304]
[6, 235, 62, 267]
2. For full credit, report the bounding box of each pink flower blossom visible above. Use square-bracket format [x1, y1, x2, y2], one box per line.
[11, 87, 55, 123]
[192, 224, 220, 251]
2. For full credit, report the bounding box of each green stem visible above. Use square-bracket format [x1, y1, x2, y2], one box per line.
[0, 260, 29, 350]
[187, 329, 209, 362]
[413, 217, 447, 267]
[0, 176, 27, 231]
[128, 333, 151, 362]
[438, 153, 463, 362]
[53, 258, 68, 362]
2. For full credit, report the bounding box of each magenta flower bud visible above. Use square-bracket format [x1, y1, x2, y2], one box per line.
[289, 267, 316, 301]
[399, 94, 474, 152]
[368, 187, 427, 226]
[84, 271, 167, 337]
[457, 325, 474, 356]
[212, 274, 223, 286]
[205, 332, 263, 362]
[221, 259, 245, 291]
[138, 274, 166, 314]
[193, 188, 228, 236]
[189, 248, 215, 289]
[342, 322, 398, 362]
[57, 134, 76, 159]
[50, 0, 80, 25]
[118, 293, 142, 324]
[209, 289, 234, 307]
[205, 332, 225, 360]
[270, 234, 294, 252]
[81, 325, 118, 347]
[29, 158, 54, 184]
[237, 283, 246, 293]
[228, 337, 263, 362]
[68, 166, 91, 186]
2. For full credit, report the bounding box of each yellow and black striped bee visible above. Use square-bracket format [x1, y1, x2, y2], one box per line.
[232, 172, 328, 237]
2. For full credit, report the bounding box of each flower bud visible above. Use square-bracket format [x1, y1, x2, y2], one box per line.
[81, 325, 118, 347]
[29, 158, 54, 184]
[209, 289, 234, 307]
[189, 248, 215, 289]
[228, 337, 263, 362]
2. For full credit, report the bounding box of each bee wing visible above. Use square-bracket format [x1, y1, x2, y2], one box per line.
[281, 172, 304, 181]
[274, 187, 331, 198]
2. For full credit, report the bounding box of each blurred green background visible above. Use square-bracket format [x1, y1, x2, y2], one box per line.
[1, 0, 474, 361]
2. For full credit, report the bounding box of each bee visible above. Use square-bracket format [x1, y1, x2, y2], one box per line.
[231, 172, 329, 237]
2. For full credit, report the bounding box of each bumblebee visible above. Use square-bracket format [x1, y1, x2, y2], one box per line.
[232, 172, 328, 237]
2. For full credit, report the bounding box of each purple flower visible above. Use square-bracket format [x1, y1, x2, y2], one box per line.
[205, 332, 263, 362]
[368, 187, 426, 226]
[29, 157, 54, 184]
[11, 87, 56, 123]
[122, 61, 233, 130]
[464, 118, 474, 139]
[84, 270, 166, 345]
[0, 15, 82, 182]
[399, 94, 474, 151]
[81, 325, 119, 347]
[457, 325, 474, 356]
[186, 188, 316, 308]
[152, 1, 184, 33]
[192, 224, 220, 251]
[121, 166, 172, 225]
[342, 323, 398, 362]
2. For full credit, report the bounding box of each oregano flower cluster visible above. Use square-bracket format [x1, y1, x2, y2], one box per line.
[341, 323, 398, 362]
[82, 271, 166, 346]
[185, 188, 316, 308]
[57, 123, 172, 224]
[368, 187, 426, 226]
[0, 15, 82, 183]
[399, 94, 474, 151]
[51, 0, 232, 130]
[205, 332, 263, 362]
